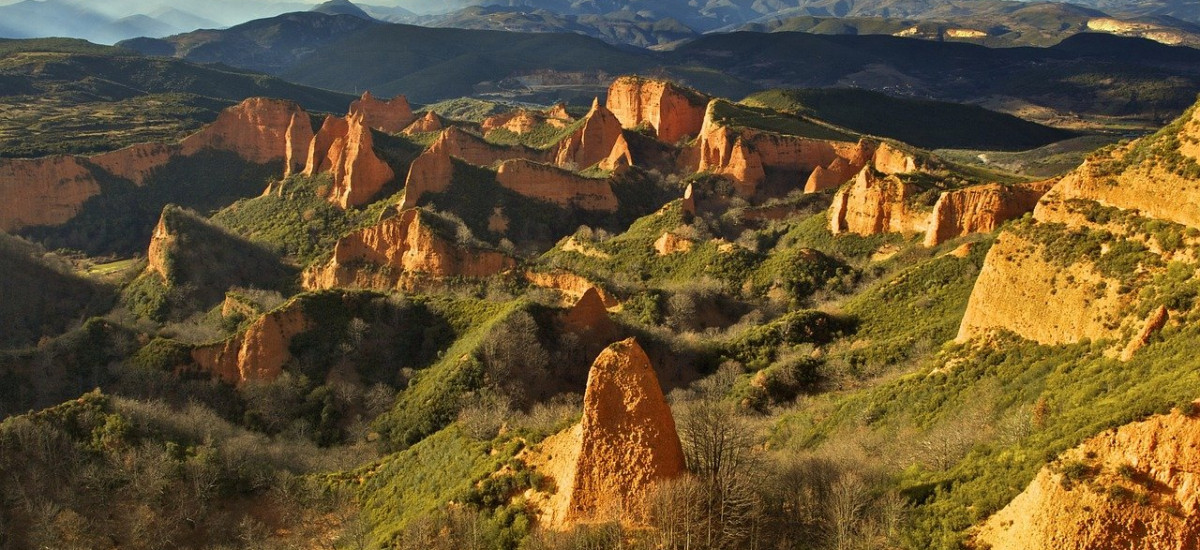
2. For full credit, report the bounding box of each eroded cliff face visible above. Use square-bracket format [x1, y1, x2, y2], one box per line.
[437, 126, 551, 167]
[399, 136, 454, 210]
[191, 305, 312, 385]
[0, 97, 314, 231]
[606, 76, 708, 144]
[692, 101, 872, 196]
[146, 212, 174, 280]
[554, 99, 625, 170]
[482, 105, 573, 135]
[0, 156, 100, 231]
[872, 142, 922, 175]
[303, 113, 395, 208]
[348, 91, 415, 133]
[495, 159, 618, 212]
[524, 270, 619, 308]
[925, 181, 1053, 246]
[303, 208, 515, 290]
[182, 98, 313, 166]
[403, 111, 445, 135]
[829, 167, 929, 236]
[567, 338, 687, 523]
[976, 408, 1200, 550]
[956, 231, 1129, 345]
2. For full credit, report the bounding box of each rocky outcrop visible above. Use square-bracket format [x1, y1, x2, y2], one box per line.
[654, 231, 693, 255]
[303, 208, 515, 290]
[482, 105, 572, 135]
[804, 156, 858, 193]
[681, 183, 696, 216]
[348, 91, 414, 133]
[524, 270, 619, 308]
[956, 231, 1128, 345]
[146, 212, 174, 279]
[924, 181, 1053, 247]
[191, 305, 311, 385]
[495, 159, 618, 212]
[829, 167, 929, 236]
[181, 97, 314, 166]
[436, 126, 551, 167]
[976, 408, 1200, 549]
[1120, 306, 1169, 361]
[873, 142, 921, 175]
[403, 111, 445, 135]
[0, 156, 101, 231]
[0, 98, 313, 231]
[567, 338, 687, 522]
[560, 287, 619, 344]
[692, 101, 873, 196]
[303, 113, 395, 208]
[554, 99, 625, 170]
[606, 76, 708, 144]
[600, 133, 634, 171]
[399, 136, 455, 210]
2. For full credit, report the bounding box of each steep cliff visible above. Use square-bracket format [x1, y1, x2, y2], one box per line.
[924, 181, 1053, 247]
[191, 304, 312, 385]
[606, 76, 708, 144]
[554, 99, 625, 170]
[0, 156, 100, 231]
[829, 167, 929, 236]
[303, 112, 395, 208]
[399, 136, 455, 210]
[348, 91, 415, 133]
[0, 97, 313, 232]
[524, 270, 619, 308]
[303, 208, 515, 291]
[976, 408, 1200, 550]
[435, 126, 551, 167]
[956, 231, 1129, 345]
[495, 159, 618, 212]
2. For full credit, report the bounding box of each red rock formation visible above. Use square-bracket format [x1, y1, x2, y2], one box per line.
[560, 287, 619, 344]
[89, 143, 177, 185]
[1120, 306, 1169, 360]
[403, 111, 445, 135]
[495, 159, 618, 212]
[0, 156, 100, 231]
[599, 133, 634, 170]
[829, 167, 929, 236]
[567, 338, 686, 522]
[181, 97, 313, 165]
[0, 97, 313, 231]
[304, 113, 395, 208]
[524, 270, 619, 308]
[438, 126, 551, 166]
[873, 142, 920, 175]
[654, 232, 693, 255]
[399, 137, 454, 210]
[804, 156, 858, 193]
[924, 181, 1053, 246]
[976, 408, 1200, 549]
[606, 76, 709, 144]
[303, 208, 515, 290]
[483, 105, 574, 135]
[348, 91, 415, 133]
[555, 99, 625, 170]
[681, 183, 696, 216]
[146, 212, 174, 279]
[191, 305, 312, 385]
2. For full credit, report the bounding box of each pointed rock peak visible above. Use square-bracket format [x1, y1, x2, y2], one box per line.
[361, 90, 373, 101]
[548, 103, 571, 120]
[569, 337, 686, 523]
[590, 97, 601, 112]
[562, 287, 618, 341]
[682, 183, 697, 216]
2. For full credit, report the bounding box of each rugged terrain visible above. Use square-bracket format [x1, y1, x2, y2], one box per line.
[2, 42, 1200, 550]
